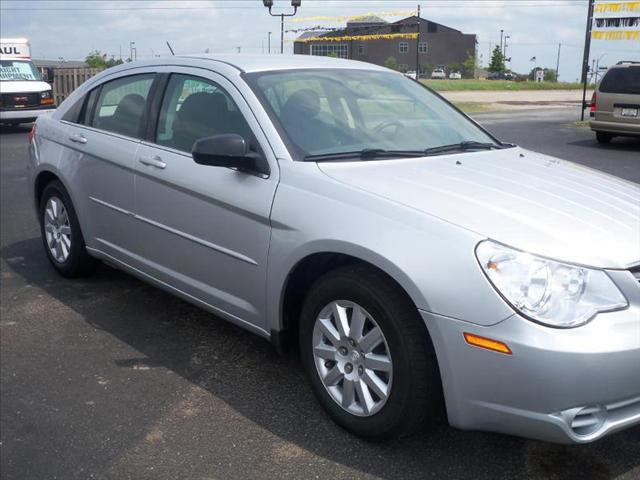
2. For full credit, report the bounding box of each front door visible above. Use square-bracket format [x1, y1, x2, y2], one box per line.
[133, 69, 279, 333]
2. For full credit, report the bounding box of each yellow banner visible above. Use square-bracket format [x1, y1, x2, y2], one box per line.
[296, 32, 419, 43]
[592, 29, 640, 39]
[594, 1, 640, 13]
[291, 10, 416, 24]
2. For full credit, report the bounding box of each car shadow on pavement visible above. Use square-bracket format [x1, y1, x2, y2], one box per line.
[569, 136, 640, 151]
[2, 237, 639, 480]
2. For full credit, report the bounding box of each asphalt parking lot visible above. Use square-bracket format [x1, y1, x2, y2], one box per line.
[1, 111, 639, 480]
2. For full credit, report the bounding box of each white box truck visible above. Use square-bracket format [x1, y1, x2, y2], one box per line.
[1, 38, 56, 125]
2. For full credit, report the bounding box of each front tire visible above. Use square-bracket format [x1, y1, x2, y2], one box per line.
[596, 132, 613, 144]
[39, 180, 98, 277]
[299, 265, 443, 440]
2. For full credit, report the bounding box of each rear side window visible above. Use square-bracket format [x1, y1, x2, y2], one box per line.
[90, 74, 155, 138]
[599, 67, 640, 95]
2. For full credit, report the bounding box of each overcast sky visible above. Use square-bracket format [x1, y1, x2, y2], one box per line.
[2, 0, 638, 81]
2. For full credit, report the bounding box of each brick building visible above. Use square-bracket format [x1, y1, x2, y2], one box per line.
[294, 15, 477, 75]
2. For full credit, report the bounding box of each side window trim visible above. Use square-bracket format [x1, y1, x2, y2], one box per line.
[143, 73, 169, 143]
[82, 85, 102, 126]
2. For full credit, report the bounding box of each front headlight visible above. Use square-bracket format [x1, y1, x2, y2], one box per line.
[476, 240, 627, 328]
[40, 90, 52, 99]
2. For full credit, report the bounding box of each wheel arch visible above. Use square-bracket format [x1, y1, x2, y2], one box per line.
[272, 245, 428, 353]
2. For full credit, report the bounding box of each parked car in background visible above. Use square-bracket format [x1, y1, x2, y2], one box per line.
[590, 61, 640, 144]
[431, 68, 446, 79]
[487, 71, 514, 81]
[449, 72, 462, 80]
[28, 55, 640, 445]
[404, 70, 418, 80]
[0, 38, 55, 125]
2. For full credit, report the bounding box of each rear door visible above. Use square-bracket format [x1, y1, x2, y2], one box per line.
[133, 68, 279, 333]
[597, 66, 640, 125]
[62, 71, 158, 263]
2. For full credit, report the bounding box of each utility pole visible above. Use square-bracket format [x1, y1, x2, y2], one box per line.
[555, 43, 561, 82]
[415, 4, 421, 76]
[500, 29, 504, 54]
[503, 35, 510, 64]
[581, 0, 595, 121]
[268, 32, 272, 54]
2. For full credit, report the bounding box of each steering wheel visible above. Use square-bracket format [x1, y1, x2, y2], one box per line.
[373, 120, 404, 139]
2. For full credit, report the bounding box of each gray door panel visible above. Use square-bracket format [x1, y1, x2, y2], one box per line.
[62, 124, 140, 260]
[133, 68, 279, 330]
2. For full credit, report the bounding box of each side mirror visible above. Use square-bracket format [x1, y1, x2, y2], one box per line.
[192, 134, 268, 176]
[45, 67, 55, 84]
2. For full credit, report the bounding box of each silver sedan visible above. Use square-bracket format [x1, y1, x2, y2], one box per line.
[27, 55, 640, 444]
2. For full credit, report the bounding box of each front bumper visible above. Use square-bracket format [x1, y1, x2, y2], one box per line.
[0, 106, 56, 124]
[423, 269, 640, 444]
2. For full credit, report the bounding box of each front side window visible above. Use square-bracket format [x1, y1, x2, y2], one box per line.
[399, 42, 409, 54]
[91, 74, 154, 138]
[247, 69, 497, 159]
[156, 74, 252, 153]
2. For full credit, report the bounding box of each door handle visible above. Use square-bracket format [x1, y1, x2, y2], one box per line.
[139, 155, 167, 169]
[69, 133, 87, 144]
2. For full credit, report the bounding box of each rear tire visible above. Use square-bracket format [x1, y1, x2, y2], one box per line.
[596, 132, 613, 144]
[299, 264, 443, 440]
[39, 180, 98, 277]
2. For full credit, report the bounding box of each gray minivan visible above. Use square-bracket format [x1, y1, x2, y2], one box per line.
[590, 61, 640, 143]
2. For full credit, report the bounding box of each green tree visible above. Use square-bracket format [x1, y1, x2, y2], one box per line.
[85, 50, 124, 70]
[462, 53, 476, 78]
[487, 45, 505, 73]
[544, 68, 557, 82]
[384, 56, 398, 70]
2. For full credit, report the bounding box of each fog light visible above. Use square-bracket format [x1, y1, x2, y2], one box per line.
[570, 405, 607, 436]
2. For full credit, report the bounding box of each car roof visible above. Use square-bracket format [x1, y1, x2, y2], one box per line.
[116, 54, 391, 74]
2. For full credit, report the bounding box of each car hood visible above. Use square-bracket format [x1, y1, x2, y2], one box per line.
[0, 80, 51, 94]
[318, 147, 640, 269]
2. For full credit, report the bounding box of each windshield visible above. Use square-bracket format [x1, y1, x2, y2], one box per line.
[245, 69, 498, 160]
[0, 60, 43, 82]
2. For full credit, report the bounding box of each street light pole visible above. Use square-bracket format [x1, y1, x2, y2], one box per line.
[268, 32, 272, 54]
[580, 0, 595, 121]
[263, 1, 301, 54]
[415, 4, 421, 76]
[555, 43, 562, 82]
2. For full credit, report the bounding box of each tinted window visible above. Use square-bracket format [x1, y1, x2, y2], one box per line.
[91, 74, 154, 138]
[599, 67, 640, 95]
[61, 95, 85, 123]
[156, 74, 252, 153]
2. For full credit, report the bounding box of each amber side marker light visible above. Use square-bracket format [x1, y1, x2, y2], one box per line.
[463, 333, 512, 355]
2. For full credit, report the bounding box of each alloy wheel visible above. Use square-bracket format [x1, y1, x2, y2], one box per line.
[43, 196, 72, 263]
[312, 300, 393, 417]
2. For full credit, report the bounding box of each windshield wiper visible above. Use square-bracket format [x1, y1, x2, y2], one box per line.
[423, 141, 505, 155]
[304, 148, 427, 162]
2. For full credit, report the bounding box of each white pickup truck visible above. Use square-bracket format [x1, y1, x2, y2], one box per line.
[1, 38, 56, 125]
